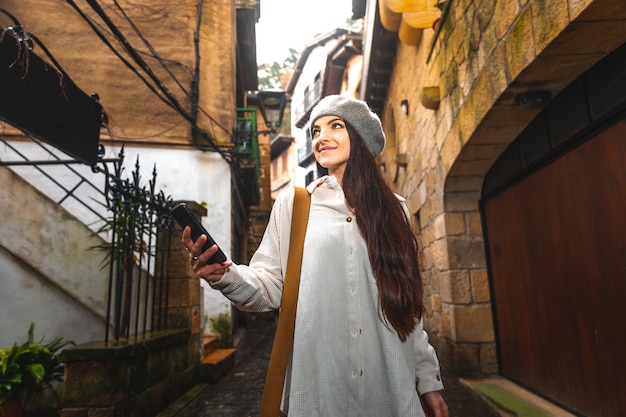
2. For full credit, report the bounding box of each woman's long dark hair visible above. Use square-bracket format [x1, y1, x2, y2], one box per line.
[342, 123, 424, 341]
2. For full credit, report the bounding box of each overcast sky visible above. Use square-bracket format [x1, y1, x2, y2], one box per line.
[255, 0, 354, 64]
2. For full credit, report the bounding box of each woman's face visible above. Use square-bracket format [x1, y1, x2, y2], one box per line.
[311, 115, 351, 181]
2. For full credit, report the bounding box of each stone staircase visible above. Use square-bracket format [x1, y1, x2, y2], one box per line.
[200, 335, 237, 383]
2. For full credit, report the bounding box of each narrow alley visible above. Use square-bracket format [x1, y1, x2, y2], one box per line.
[161, 313, 500, 417]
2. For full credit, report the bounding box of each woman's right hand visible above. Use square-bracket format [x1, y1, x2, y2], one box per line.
[182, 226, 232, 282]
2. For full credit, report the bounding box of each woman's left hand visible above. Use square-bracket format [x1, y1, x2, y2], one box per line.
[421, 390, 449, 417]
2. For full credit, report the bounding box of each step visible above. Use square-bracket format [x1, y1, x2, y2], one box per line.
[203, 335, 219, 356]
[198, 347, 236, 384]
[461, 377, 576, 417]
[202, 348, 236, 365]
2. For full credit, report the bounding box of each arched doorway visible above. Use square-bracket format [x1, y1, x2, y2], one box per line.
[481, 43, 626, 416]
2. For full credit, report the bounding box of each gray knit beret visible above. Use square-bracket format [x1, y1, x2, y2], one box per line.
[309, 95, 386, 157]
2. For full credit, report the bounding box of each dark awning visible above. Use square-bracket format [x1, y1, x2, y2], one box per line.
[0, 30, 102, 165]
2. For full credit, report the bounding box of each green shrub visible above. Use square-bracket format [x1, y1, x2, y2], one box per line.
[209, 312, 232, 349]
[0, 324, 74, 407]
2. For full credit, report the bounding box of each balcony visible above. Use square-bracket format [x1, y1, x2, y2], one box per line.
[234, 108, 261, 206]
[294, 78, 323, 128]
[298, 137, 315, 168]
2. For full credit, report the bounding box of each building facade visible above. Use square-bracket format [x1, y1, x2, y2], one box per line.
[357, 0, 626, 415]
[287, 29, 363, 186]
[0, 0, 263, 349]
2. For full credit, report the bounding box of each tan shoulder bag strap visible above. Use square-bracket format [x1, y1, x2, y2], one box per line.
[258, 187, 311, 417]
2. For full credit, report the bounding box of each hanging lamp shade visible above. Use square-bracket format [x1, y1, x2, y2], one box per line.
[403, 10, 442, 28]
[398, 17, 422, 46]
[379, 1, 402, 32]
[384, 0, 432, 14]
[383, 0, 442, 32]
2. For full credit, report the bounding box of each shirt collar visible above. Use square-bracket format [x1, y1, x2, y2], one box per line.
[305, 175, 343, 194]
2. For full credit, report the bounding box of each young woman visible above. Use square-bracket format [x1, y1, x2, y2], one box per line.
[183, 95, 449, 417]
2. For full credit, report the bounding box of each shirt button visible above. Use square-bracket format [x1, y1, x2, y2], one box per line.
[346, 216, 352, 222]
[349, 286, 357, 295]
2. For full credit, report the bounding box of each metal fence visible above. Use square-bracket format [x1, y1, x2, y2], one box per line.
[0, 137, 177, 343]
[95, 149, 176, 342]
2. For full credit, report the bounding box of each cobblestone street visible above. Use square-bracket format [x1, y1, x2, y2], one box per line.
[171, 313, 499, 417]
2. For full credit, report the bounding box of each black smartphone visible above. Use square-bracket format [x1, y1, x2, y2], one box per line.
[170, 203, 227, 264]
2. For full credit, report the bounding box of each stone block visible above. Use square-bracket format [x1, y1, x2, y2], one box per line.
[531, 0, 570, 54]
[191, 305, 202, 334]
[452, 343, 481, 377]
[167, 278, 191, 307]
[440, 269, 471, 304]
[169, 250, 194, 276]
[447, 159, 494, 177]
[439, 305, 452, 340]
[505, 7, 536, 81]
[467, 211, 483, 235]
[471, 269, 491, 303]
[444, 175, 483, 193]
[477, 20, 498, 72]
[444, 191, 480, 212]
[476, 0, 496, 32]
[418, 199, 433, 230]
[479, 342, 498, 375]
[440, 133, 462, 173]
[446, 236, 486, 269]
[63, 360, 129, 406]
[425, 238, 449, 271]
[430, 293, 442, 313]
[494, 0, 521, 40]
[450, 304, 495, 343]
[167, 307, 193, 329]
[446, 212, 467, 236]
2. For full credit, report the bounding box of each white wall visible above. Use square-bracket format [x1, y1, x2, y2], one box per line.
[0, 142, 234, 344]
[112, 145, 234, 333]
[0, 246, 104, 348]
[0, 165, 109, 347]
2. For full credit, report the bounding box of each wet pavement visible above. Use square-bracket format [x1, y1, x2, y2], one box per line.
[171, 312, 500, 417]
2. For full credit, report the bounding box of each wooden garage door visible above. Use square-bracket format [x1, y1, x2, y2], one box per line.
[483, 120, 626, 416]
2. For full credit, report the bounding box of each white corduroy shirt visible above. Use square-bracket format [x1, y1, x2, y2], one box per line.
[211, 176, 444, 417]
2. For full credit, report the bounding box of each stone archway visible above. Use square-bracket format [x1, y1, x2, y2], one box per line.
[437, 0, 626, 377]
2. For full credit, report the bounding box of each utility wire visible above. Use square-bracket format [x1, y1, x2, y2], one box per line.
[63, 0, 237, 160]
[81, 0, 193, 120]
[63, 0, 186, 119]
[111, 0, 192, 103]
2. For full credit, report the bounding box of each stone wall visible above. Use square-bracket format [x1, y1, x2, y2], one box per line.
[378, 0, 626, 376]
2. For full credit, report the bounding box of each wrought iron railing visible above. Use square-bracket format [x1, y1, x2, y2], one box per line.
[294, 77, 323, 128]
[0, 136, 176, 343]
[94, 151, 176, 342]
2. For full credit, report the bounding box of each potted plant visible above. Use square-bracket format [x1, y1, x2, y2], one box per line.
[0, 324, 73, 417]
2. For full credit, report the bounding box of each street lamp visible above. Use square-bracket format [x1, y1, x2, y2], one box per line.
[246, 89, 287, 134]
